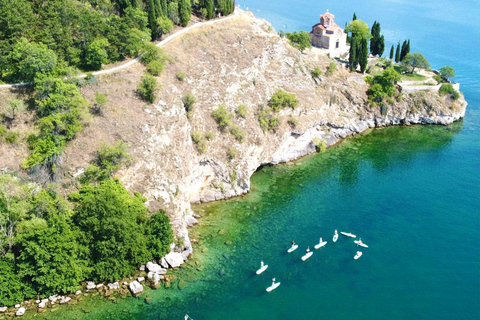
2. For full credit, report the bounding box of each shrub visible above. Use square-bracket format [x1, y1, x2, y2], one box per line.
[82, 141, 133, 182]
[0, 124, 6, 137]
[140, 43, 167, 65]
[269, 89, 298, 111]
[191, 131, 206, 153]
[312, 137, 327, 152]
[287, 116, 298, 128]
[4, 132, 18, 144]
[396, 93, 403, 102]
[311, 67, 323, 78]
[258, 108, 280, 132]
[380, 104, 388, 116]
[230, 125, 246, 142]
[92, 92, 107, 115]
[147, 60, 164, 76]
[182, 93, 197, 117]
[235, 105, 248, 118]
[137, 74, 157, 103]
[387, 98, 395, 105]
[176, 71, 186, 81]
[439, 83, 459, 99]
[325, 62, 337, 76]
[205, 132, 214, 140]
[212, 105, 233, 131]
[285, 31, 312, 53]
[227, 147, 237, 161]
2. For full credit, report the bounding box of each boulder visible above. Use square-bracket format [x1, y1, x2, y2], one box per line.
[15, 304, 20, 308]
[59, 297, 71, 305]
[107, 282, 119, 290]
[165, 252, 185, 268]
[0, 307, 8, 313]
[128, 281, 143, 296]
[86, 281, 96, 290]
[146, 262, 167, 274]
[75, 290, 82, 295]
[137, 277, 145, 283]
[48, 295, 58, 303]
[160, 257, 169, 269]
[96, 284, 104, 289]
[38, 301, 46, 309]
[139, 265, 145, 271]
[15, 307, 25, 316]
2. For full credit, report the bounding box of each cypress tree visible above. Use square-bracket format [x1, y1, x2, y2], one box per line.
[345, 22, 350, 44]
[370, 21, 379, 55]
[378, 35, 385, 57]
[160, 0, 167, 16]
[406, 39, 410, 55]
[206, 0, 214, 19]
[349, 38, 357, 71]
[359, 37, 368, 73]
[154, 0, 163, 18]
[147, 0, 158, 39]
[400, 40, 408, 61]
[395, 42, 400, 63]
[353, 12, 357, 21]
[179, 0, 191, 27]
[389, 44, 394, 60]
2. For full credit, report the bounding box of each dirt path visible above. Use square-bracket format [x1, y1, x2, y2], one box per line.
[0, 9, 239, 89]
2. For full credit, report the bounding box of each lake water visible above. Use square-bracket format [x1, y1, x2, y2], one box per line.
[34, 0, 480, 319]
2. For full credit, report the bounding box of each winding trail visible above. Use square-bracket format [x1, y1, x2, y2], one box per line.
[0, 9, 239, 89]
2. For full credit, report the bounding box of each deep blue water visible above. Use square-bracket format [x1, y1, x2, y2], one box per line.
[35, 1, 480, 319]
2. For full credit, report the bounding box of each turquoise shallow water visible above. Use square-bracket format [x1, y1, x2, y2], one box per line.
[29, 0, 479, 319]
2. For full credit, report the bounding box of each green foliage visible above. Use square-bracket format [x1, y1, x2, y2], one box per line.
[401, 52, 430, 74]
[312, 137, 326, 152]
[7, 99, 24, 119]
[137, 73, 158, 103]
[439, 66, 455, 81]
[389, 45, 394, 60]
[179, 0, 192, 27]
[347, 20, 370, 40]
[16, 215, 89, 296]
[399, 39, 410, 62]
[191, 131, 206, 153]
[370, 21, 385, 56]
[167, 2, 180, 25]
[145, 210, 174, 259]
[206, 0, 215, 19]
[269, 90, 298, 111]
[95, 92, 108, 107]
[0, 125, 6, 137]
[182, 93, 197, 117]
[395, 42, 401, 63]
[5, 38, 57, 83]
[311, 67, 323, 78]
[235, 105, 248, 118]
[125, 29, 151, 57]
[0, 256, 27, 306]
[258, 108, 280, 132]
[325, 62, 337, 76]
[285, 31, 312, 53]
[84, 38, 110, 70]
[157, 17, 174, 37]
[176, 70, 186, 81]
[71, 179, 153, 282]
[439, 84, 460, 100]
[212, 105, 233, 131]
[380, 104, 388, 116]
[82, 142, 133, 183]
[4, 132, 18, 144]
[226, 147, 237, 161]
[140, 42, 167, 65]
[205, 132, 214, 140]
[230, 125, 247, 142]
[147, 60, 164, 75]
[366, 67, 401, 104]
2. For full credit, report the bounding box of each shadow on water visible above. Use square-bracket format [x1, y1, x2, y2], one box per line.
[24, 123, 463, 320]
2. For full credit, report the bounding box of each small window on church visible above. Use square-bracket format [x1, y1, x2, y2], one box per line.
[336, 40, 339, 49]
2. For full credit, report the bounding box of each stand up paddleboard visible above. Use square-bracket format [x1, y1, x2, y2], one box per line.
[287, 244, 298, 253]
[354, 251, 363, 260]
[341, 232, 357, 238]
[333, 230, 338, 242]
[266, 282, 281, 292]
[314, 241, 327, 249]
[301, 251, 313, 261]
[256, 262, 268, 275]
[354, 240, 368, 248]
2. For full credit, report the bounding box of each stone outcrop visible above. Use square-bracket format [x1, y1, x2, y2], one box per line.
[164, 252, 185, 268]
[128, 281, 143, 296]
[15, 307, 25, 316]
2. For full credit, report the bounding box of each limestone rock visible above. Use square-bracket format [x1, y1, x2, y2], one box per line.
[107, 282, 119, 290]
[75, 290, 82, 295]
[128, 281, 143, 296]
[139, 265, 145, 271]
[160, 257, 169, 269]
[86, 281, 96, 290]
[59, 297, 71, 304]
[137, 277, 145, 282]
[0, 307, 7, 313]
[15, 307, 25, 316]
[165, 252, 185, 268]
[146, 262, 167, 274]
[38, 301, 46, 309]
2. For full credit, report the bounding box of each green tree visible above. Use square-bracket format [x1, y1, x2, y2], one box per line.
[0, 256, 27, 306]
[84, 38, 110, 70]
[145, 210, 174, 259]
[179, 0, 192, 27]
[359, 37, 368, 73]
[71, 179, 152, 282]
[370, 21, 380, 55]
[147, 0, 159, 39]
[268, 90, 298, 111]
[206, 0, 215, 19]
[157, 16, 173, 38]
[395, 42, 400, 63]
[6, 38, 57, 82]
[16, 215, 89, 296]
[439, 66, 455, 81]
[378, 35, 385, 57]
[167, 1, 180, 25]
[349, 37, 358, 71]
[82, 142, 133, 183]
[353, 12, 357, 21]
[285, 31, 312, 53]
[389, 45, 394, 60]
[6, 99, 24, 120]
[401, 52, 430, 74]
[124, 28, 151, 57]
[137, 73, 158, 103]
[400, 39, 410, 62]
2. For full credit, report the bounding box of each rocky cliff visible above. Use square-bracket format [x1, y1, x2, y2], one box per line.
[5, 11, 465, 258]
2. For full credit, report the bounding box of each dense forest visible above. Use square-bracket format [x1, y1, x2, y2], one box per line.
[0, 0, 235, 83]
[0, 0, 239, 307]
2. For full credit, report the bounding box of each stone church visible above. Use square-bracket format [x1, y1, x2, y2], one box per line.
[310, 10, 347, 57]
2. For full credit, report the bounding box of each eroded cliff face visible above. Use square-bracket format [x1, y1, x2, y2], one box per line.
[62, 11, 466, 256]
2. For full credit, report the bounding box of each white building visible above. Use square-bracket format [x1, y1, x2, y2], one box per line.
[310, 10, 348, 57]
